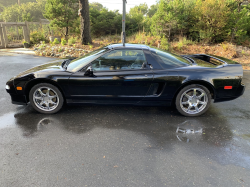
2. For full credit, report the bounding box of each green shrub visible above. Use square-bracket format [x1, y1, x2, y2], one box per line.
[68, 39, 73, 46]
[61, 38, 67, 46]
[160, 36, 169, 51]
[30, 31, 46, 44]
[53, 38, 60, 45]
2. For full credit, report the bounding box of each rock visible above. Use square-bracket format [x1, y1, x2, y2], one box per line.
[56, 54, 60, 57]
[49, 36, 61, 42]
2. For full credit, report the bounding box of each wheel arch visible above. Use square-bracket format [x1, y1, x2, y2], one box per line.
[25, 78, 66, 102]
[171, 80, 216, 106]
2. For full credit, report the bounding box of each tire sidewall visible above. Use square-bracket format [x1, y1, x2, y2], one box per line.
[175, 84, 211, 117]
[29, 83, 64, 114]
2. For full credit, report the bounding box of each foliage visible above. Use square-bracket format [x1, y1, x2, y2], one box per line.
[160, 36, 169, 50]
[0, 0, 36, 7]
[0, 0, 46, 22]
[1, 0, 250, 45]
[90, 5, 122, 36]
[61, 38, 67, 46]
[53, 38, 60, 44]
[193, 0, 230, 43]
[30, 31, 46, 44]
[225, 0, 250, 44]
[44, 0, 78, 37]
[68, 37, 76, 46]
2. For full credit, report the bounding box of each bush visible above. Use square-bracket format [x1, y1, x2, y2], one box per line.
[30, 31, 47, 44]
[53, 38, 60, 45]
[68, 37, 77, 46]
[61, 38, 67, 46]
[160, 36, 169, 51]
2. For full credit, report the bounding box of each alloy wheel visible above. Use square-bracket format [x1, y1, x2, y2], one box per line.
[180, 88, 208, 115]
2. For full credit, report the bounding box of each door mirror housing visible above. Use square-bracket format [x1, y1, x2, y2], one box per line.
[141, 62, 153, 69]
[84, 66, 94, 77]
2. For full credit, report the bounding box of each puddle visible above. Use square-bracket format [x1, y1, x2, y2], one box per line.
[0, 112, 16, 129]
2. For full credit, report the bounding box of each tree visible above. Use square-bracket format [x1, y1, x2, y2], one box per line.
[147, 4, 158, 18]
[79, 0, 92, 44]
[226, 0, 250, 43]
[0, 0, 36, 7]
[90, 2, 103, 11]
[193, 0, 230, 42]
[0, 1, 45, 22]
[129, 3, 148, 33]
[44, 0, 78, 38]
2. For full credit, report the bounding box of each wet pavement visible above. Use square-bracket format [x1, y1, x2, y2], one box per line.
[0, 54, 250, 187]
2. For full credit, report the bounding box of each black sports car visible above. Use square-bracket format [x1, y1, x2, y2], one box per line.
[5, 44, 245, 116]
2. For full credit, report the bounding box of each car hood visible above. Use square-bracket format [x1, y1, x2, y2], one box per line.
[15, 59, 66, 78]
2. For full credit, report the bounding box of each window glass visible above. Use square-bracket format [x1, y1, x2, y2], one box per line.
[67, 47, 109, 72]
[91, 49, 146, 71]
[209, 58, 224, 66]
[151, 48, 190, 69]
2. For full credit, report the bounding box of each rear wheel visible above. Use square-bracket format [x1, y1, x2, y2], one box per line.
[175, 84, 211, 117]
[29, 83, 64, 114]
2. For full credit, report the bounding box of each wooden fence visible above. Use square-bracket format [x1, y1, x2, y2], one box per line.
[0, 19, 50, 48]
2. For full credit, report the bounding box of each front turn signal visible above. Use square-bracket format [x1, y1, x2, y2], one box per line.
[16, 87, 23, 90]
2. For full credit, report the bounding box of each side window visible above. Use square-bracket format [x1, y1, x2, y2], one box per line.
[91, 49, 146, 71]
[153, 49, 190, 69]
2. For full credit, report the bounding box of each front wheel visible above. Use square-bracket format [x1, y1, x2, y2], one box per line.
[175, 84, 211, 117]
[29, 83, 64, 114]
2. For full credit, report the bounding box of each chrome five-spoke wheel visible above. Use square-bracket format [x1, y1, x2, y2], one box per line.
[176, 84, 211, 117]
[29, 83, 64, 114]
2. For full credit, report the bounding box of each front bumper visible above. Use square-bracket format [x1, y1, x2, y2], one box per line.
[10, 94, 28, 105]
[6, 78, 28, 105]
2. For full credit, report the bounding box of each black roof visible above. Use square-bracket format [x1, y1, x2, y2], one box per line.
[107, 43, 150, 50]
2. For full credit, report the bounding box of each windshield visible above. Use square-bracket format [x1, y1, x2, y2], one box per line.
[67, 47, 110, 72]
[150, 47, 190, 69]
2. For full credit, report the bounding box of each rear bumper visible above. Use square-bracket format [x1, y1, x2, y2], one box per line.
[214, 83, 245, 103]
[10, 94, 28, 105]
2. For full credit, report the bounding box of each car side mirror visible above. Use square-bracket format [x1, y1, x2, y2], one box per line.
[84, 66, 94, 77]
[142, 62, 153, 70]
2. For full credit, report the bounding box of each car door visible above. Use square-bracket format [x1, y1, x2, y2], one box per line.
[67, 49, 154, 104]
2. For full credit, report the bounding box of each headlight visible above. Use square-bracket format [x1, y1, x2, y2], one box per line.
[5, 85, 10, 90]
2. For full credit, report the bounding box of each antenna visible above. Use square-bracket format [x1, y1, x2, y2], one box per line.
[121, 0, 126, 46]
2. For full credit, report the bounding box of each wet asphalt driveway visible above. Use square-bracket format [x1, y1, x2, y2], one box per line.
[0, 53, 250, 187]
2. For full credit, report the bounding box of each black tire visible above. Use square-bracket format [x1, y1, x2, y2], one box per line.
[175, 84, 211, 117]
[29, 83, 64, 114]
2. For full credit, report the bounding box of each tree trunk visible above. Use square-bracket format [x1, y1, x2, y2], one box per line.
[79, 0, 92, 45]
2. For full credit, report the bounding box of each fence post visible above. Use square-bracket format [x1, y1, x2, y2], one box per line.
[25, 21, 30, 39]
[23, 23, 30, 44]
[2, 24, 8, 48]
[0, 24, 5, 48]
[16, 24, 19, 41]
